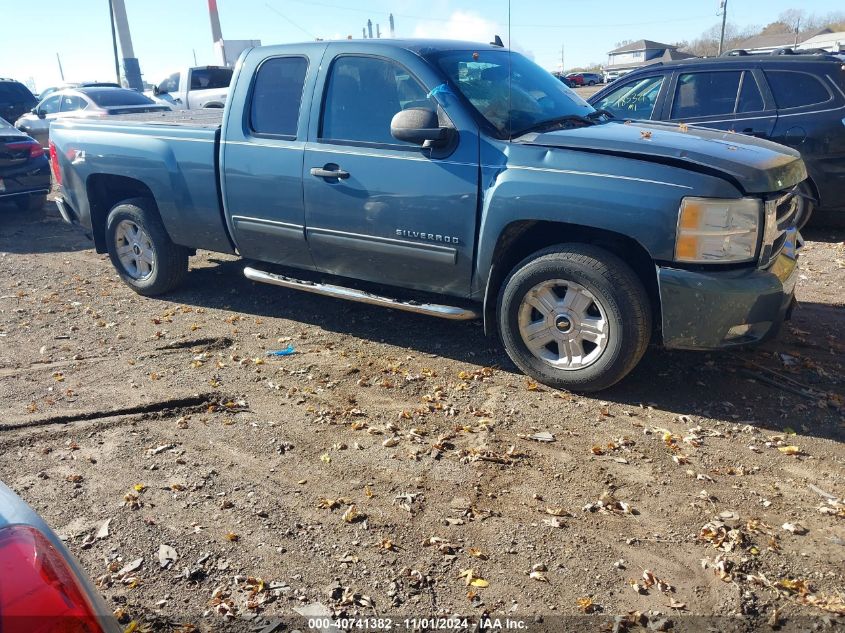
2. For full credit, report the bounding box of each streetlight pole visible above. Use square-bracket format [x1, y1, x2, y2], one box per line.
[108, 0, 121, 84]
[718, 0, 728, 56]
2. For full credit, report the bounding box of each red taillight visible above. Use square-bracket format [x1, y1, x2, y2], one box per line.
[4, 141, 43, 158]
[0, 525, 105, 633]
[49, 141, 61, 186]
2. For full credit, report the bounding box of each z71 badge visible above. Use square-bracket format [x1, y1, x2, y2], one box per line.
[395, 229, 460, 245]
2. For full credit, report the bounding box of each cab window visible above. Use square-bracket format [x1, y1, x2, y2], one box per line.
[249, 56, 308, 138]
[320, 56, 430, 146]
[592, 75, 664, 120]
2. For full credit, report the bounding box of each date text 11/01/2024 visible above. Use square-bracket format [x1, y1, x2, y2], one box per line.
[307, 617, 530, 629]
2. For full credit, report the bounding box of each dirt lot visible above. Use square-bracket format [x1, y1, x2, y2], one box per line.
[1, 201, 843, 632]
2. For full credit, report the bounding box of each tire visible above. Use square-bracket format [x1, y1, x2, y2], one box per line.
[588, 80, 596, 86]
[497, 244, 652, 393]
[15, 194, 47, 216]
[105, 197, 189, 296]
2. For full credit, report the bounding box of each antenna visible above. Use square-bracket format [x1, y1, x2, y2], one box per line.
[507, 0, 512, 140]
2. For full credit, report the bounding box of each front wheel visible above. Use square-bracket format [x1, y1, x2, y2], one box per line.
[497, 244, 652, 392]
[105, 198, 189, 296]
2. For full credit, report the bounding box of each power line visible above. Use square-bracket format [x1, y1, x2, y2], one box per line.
[266, 0, 714, 30]
[264, 3, 319, 39]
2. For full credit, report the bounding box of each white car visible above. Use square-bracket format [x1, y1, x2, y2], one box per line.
[148, 66, 232, 110]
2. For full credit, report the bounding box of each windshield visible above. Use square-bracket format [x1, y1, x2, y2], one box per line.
[85, 89, 156, 107]
[427, 49, 594, 137]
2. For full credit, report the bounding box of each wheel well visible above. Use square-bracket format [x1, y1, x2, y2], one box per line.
[483, 221, 660, 335]
[86, 175, 156, 253]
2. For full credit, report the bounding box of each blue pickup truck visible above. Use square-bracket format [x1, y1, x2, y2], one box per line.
[50, 39, 806, 392]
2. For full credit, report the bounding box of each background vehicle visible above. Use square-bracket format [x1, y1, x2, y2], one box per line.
[149, 66, 232, 109]
[50, 39, 805, 392]
[0, 117, 49, 213]
[567, 72, 602, 86]
[603, 69, 631, 83]
[551, 71, 575, 88]
[588, 54, 845, 227]
[0, 79, 37, 124]
[15, 87, 170, 147]
[0, 480, 121, 632]
[38, 82, 122, 100]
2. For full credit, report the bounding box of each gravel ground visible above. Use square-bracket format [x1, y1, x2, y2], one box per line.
[0, 201, 843, 632]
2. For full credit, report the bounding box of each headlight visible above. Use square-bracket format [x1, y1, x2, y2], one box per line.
[675, 197, 761, 263]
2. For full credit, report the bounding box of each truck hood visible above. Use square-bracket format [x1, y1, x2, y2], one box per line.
[517, 120, 806, 193]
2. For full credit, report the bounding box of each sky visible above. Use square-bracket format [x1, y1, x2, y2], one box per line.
[1, 0, 842, 92]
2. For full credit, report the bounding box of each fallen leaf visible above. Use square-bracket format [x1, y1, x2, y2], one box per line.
[778, 445, 802, 456]
[342, 504, 365, 523]
[468, 547, 488, 560]
[576, 596, 595, 613]
[529, 570, 548, 583]
[225, 532, 239, 542]
[640, 130, 653, 139]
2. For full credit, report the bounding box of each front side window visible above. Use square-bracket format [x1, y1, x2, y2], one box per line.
[190, 67, 233, 90]
[765, 70, 831, 109]
[592, 75, 664, 120]
[671, 71, 742, 119]
[158, 73, 180, 94]
[250, 56, 308, 137]
[429, 50, 594, 136]
[38, 95, 62, 115]
[320, 56, 430, 145]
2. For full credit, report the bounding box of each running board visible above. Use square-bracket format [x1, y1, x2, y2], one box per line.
[243, 267, 480, 321]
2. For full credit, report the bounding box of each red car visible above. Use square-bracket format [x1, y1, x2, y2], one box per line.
[566, 72, 602, 86]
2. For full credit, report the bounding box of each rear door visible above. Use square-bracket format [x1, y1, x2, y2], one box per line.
[664, 68, 776, 138]
[301, 48, 479, 296]
[221, 53, 316, 269]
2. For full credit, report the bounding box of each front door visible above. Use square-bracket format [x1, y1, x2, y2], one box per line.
[302, 52, 479, 297]
[665, 69, 776, 138]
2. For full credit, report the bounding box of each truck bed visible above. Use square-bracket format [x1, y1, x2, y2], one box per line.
[105, 108, 224, 129]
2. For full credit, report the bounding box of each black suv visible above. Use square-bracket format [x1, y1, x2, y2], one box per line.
[0, 78, 38, 125]
[588, 55, 845, 226]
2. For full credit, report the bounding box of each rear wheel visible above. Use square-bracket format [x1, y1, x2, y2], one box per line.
[105, 198, 189, 296]
[497, 244, 652, 392]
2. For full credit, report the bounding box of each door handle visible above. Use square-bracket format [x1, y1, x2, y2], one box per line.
[310, 166, 350, 179]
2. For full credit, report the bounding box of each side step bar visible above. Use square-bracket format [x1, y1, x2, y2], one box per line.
[243, 267, 480, 321]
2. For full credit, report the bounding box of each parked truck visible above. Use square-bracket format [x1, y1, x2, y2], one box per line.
[49, 39, 805, 392]
[148, 66, 232, 109]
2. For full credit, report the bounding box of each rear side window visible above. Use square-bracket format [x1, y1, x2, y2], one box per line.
[765, 71, 831, 109]
[250, 56, 308, 138]
[671, 71, 742, 119]
[158, 73, 180, 94]
[190, 67, 233, 90]
[86, 90, 155, 107]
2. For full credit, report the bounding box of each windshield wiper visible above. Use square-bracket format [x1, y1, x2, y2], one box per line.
[512, 114, 596, 138]
[587, 109, 614, 120]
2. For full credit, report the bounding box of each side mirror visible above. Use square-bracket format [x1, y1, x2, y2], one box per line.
[33, 108, 45, 119]
[390, 108, 453, 148]
[153, 85, 162, 96]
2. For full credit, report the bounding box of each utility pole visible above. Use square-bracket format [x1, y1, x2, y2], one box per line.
[718, 0, 728, 56]
[108, 0, 121, 84]
[794, 17, 801, 47]
[193, 49, 198, 65]
[56, 53, 65, 82]
[560, 43, 565, 72]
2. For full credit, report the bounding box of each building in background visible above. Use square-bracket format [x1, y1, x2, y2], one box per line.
[603, 40, 696, 80]
[797, 30, 845, 53]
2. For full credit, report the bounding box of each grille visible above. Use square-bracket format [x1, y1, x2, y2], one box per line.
[760, 187, 802, 267]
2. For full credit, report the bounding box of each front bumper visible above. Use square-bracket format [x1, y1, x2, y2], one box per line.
[658, 242, 800, 350]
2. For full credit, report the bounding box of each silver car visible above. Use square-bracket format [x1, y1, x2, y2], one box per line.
[0, 480, 121, 631]
[15, 87, 170, 147]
